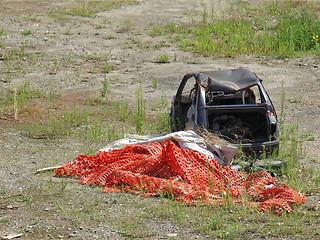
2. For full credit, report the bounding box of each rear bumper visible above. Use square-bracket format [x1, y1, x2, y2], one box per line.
[238, 139, 279, 155]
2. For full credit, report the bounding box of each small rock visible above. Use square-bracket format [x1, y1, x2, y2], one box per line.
[7, 205, 13, 209]
[167, 233, 177, 237]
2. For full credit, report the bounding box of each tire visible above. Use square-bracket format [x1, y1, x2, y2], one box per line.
[253, 158, 287, 171]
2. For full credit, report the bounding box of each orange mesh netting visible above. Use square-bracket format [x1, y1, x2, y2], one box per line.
[55, 140, 306, 214]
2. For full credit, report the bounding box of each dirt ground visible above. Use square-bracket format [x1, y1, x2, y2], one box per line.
[0, 0, 320, 239]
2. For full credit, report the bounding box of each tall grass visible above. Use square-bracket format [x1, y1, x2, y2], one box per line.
[23, 106, 90, 139]
[135, 84, 146, 135]
[1, 80, 170, 144]
[15, 87, 317, 239]
[160, 2, 320, 58]
[276, 86, 317, 194]
[101, 54, 110, 99]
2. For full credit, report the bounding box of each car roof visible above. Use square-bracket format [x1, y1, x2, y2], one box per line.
[197, 68, 261, 91]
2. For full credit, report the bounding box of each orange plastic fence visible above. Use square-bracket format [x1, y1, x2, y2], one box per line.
[55, 140, 306, 214]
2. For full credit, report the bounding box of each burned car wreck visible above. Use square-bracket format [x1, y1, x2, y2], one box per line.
[170, 68, 279, 155]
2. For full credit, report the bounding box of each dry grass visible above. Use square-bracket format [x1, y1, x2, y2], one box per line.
[196, 127, 234, 147]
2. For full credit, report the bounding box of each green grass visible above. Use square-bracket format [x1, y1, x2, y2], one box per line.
[0, 29, 7, 36]
[3, 48, 27, 61]
[135, 84, 146, 135]
[1, 81, 45, 120]
[3, 80, 319, 239]
[0, 78, 170, 142]
[155, 1, 320, 58]
[23, 106, 90, 139]
[52, 0, 141, 18]
[101, 54, 110, 99]
[65, 6, 96, 18]
[153, 54, 171, 63]
[115, 99, 131, 122]
[20, 29, 34, 36]
[152, 77, 158, 89]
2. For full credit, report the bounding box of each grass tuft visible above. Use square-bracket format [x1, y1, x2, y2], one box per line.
[0, 29, 7, 36]
[20, 29, 34, 36]
[153, 54, 171, 63]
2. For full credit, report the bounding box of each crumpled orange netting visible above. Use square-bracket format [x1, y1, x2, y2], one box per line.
[55, 140, 306, 214]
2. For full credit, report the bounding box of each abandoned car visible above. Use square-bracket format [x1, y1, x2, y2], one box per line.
[170, 68, 279, 155]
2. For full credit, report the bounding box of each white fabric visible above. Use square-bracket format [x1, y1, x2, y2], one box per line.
[99, 130, 238, 166]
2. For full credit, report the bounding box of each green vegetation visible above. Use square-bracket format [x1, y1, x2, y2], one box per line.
[0, 78, 170, 143]
[153, 54, 171, 63]
[52, 0, 140, 18]
[101, 54, 110, 99]
[152, 77, 158, 89]
[64, 6, 96, 18]
[155, 1, 320, 58]
[0, 29, 7, 36]
[135, 83, 146, 135]
[20, 29, 34, 36]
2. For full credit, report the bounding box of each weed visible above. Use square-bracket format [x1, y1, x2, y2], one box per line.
[161, 93, 168, 108]
[23, 107, 89, 139]
[13, 88, 18, 120]
[155, 2, 320, 58]
[107, 124, 125, 143]
[101, 79, 110, 99]
[135, 84, 146, 135]
[115, 99, 131, 122]
[147, 111, 171, 135]
[0, 217, 9, 223]
[0, 29, 7, 36]
[279, 81, 286, 126]
[150, 26, 165, 36]
[49, 11, 69, 22]
[20, 29, 33, 36]
[152, 77, 158, 89]
[106, 35, 116, 39]
[289, 97, 302, 103]
[23, 194, 33, 203]
[4, 48, 26, 61]
[312, 34, 320, 53]
[153, 54, 171, 63]
[101, 54, 110, 99]
[301, 133, 316, 141]
[65, 6, 96, 18]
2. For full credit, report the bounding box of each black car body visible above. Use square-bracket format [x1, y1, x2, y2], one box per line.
[170, 68, 279, 155]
